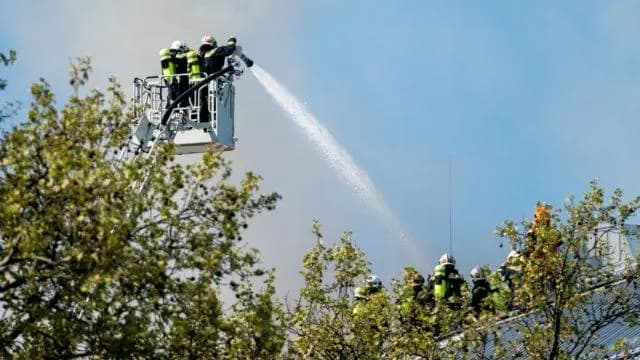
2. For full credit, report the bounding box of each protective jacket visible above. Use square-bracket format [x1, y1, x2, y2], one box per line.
[400, 283, 434, 324]
[471, 278, 492, 314]
[433, 264, 465, 302]
[160, 48, 188, 77]
[161, 48, 191, 104]
[199, 42, 236, 74]
[353, 286, 385, 316]
[186, 50, 203, 81]
[160, 48, 177, 82]
[501, 256, 523, 291]
[489, 269, 514, 313]
[191, 41, 236, 122]
[352, 286, 366, 315]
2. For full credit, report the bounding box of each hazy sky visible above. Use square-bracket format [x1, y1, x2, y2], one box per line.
[2, 1, 640, 292]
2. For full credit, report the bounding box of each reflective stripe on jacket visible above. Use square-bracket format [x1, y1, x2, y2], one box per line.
[186, 50, 203, 80]
[160, 48, 176, 81]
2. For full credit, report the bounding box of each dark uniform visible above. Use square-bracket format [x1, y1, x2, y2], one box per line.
[471, 278, 492, 314]
[160, 43, 190, 107]
[174, 48, 189, 107]
[199, 38, 237, 74]
[196, 38, 237, 122]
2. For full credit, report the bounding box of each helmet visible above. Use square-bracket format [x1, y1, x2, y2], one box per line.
[354, 286, 367, 300]
[411, 273, 425, 286]
[507, 250, 520, 260]
[470, 266, 484, 280]
[439, 253, 455, 265]
[170, 40, 183, 50]
[366, 275, 382, 290]
[201, 34, 217, 47]
[179, 42, 190, 52]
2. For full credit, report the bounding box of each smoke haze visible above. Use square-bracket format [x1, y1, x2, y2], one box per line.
[0, 0, 421, 292]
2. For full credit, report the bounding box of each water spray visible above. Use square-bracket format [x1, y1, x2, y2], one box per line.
[250, 64, 424, 264]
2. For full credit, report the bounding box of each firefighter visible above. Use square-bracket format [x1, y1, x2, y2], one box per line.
[353, 275, 384, 316]
[195, 35, 239, 122]
[365, 274, 383, 295]
[353, 286, 368, 316]
[160, 40, 189, 104]
[470, 266, 493, 315]
[500, 250, 523, 291]
[489, 269, 512, 316]
[432, 253, 466, 309]
[400, 272, 434, 326]
[175, 42, 190, 107]
[489, 250, 523, 314]
[199, 35, 238, 74]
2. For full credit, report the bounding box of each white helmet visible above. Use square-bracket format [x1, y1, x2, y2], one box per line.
[439, 253, 455, 265]
[201, 34, 217, 46]
[366, 275, 382, 290]
[470, 266, 484, 280]
[507, 250, 520, 260]
[170, 40, 183, 50]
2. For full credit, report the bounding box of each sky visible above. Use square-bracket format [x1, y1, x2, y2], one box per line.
[1, 1, 640, 293]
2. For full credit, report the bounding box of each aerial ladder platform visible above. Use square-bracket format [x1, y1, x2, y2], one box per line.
[117, 50, 253, 170]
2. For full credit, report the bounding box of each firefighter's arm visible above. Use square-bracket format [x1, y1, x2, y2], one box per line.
[216, 37, 238, 57]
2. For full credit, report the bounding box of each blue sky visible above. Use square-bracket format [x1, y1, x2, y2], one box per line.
[1, 1, 640, 289]
[285, 0, 640, 274]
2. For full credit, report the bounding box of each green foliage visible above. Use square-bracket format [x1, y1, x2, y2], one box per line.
[286, 222, 454, 359]
[288, 183, 640, 359]
[0, 58, 284, 357]
[69, 56, 92, 95]
[1, 54, 638, 359]
[0, 49, 19, 123]
[287, 222, 381, 358]
[0, 50, 16, 67]
[494, 181, 640, 359]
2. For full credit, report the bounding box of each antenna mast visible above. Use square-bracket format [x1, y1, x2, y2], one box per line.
[449, 154, 453, 255]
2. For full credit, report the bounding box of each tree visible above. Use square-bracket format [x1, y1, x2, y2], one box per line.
[0, 58, 285, 358]
[492, 181, 640, 359]
[285, 222, 374, 358]
[285, 222, 449, 359]
[287, 183, 640, 359]
[0, 49, 19, 123]
[2, 56, 639, 360]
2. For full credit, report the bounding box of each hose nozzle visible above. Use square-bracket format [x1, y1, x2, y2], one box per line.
[238, 53, 254, 68]
[233, 46, 254, 68]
